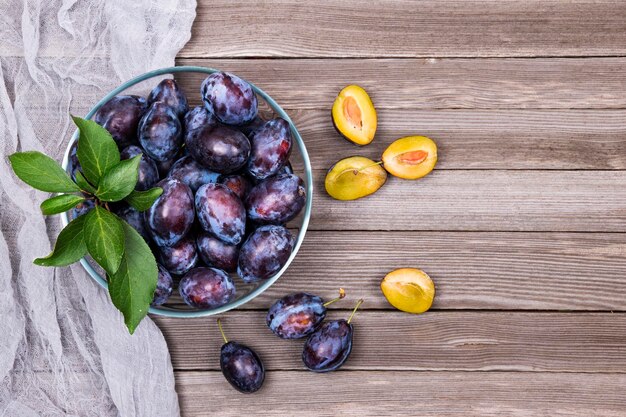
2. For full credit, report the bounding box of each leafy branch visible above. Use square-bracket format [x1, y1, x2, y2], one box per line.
[8, 115, 163, 334]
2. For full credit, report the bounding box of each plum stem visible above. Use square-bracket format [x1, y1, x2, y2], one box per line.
[323, 288, 346, 307]
[347, 299, 364, 324]
[217, 318, 228, 343]
[353, 160, 383, 175]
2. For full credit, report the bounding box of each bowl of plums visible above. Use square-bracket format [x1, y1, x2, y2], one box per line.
[61, 66, 313, 317]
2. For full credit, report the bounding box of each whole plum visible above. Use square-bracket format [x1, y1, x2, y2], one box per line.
[157, 234, 199, 276]
[168, 155, 220, 192]
[120, 145, 159, 191]
[247, 118, 292, 180]
[302, 299, 363, 373]
[266, 290, 346, 339]
[237, 225, 294, 283]
[147, 79, 188, 117]
[219, 175, 251, 200]
[196, 231, 239, 272]
[94, 95, 147, 148]
[115, 205, 151, 242]
[200, 72, 258, 126]
[186, 124, 250, 174]
[152, 264, 174, 306]
[179, 267, 236, 309]
[246, 174, 306, 225]
[218, 325, 265, 394]
[138, 102, 183, 162]
[195, 183, 246, 245]
[144, 178, 194, 246]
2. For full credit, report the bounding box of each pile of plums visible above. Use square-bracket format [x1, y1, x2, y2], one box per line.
[71, 72, 306, 310]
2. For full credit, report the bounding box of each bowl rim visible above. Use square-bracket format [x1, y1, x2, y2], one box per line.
[60, 65, 313, 318]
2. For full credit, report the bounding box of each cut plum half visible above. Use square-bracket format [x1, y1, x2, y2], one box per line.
[324, 156, 387, 201]
[382, 136, 438, 180]
[332, 85, 377, 146]
[380, 268, 435, 314]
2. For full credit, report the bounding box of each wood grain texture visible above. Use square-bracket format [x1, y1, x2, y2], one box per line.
[177, 58, 626, 110]
[307, 170, 626, 232]
[269, 109, 626, 170]
[155, 311, 626, 372]
[176, 371, 626, 417]
[183, 1, 626, 58]
[169, 231, 626, 311]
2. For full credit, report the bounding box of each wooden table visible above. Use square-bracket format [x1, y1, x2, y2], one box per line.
[154, 2, 626, 415]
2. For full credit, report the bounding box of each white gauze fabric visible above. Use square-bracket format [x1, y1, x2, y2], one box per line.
[0, 0, 196, 415]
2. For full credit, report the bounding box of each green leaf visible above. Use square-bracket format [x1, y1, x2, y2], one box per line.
[40, 194, 86, 215]
[84, 206, 125, 274]
[108, 221, 158, 334]
[95, 155, 141, 202]
[34, 215, 87, 266]
[75, 170, 97, 194]
[73, 115, 120, 186]
[125, 187, 163, 211]
[8, 151, 81, 193]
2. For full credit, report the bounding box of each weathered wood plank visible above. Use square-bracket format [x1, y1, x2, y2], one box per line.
[155, 312, 626, 372]
[183, 1, 626, 58]
[271, 109, 626, 170]
[177, 58, 626, 110]
[198, 231, 626, 311]
[166, 231, 626, 310]
[306, 170, 626, 232]
[176, 371, 626, 416]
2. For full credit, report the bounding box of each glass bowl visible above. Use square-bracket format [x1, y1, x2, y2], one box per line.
[60, 66, 313, 318]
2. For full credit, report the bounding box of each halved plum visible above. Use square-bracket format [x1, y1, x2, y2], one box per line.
[331, 85, 377, 146]
[324, 156, 387, 201]
[382, 136, 437, 180]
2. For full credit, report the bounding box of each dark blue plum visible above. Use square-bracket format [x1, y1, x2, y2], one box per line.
[168, 155, 221, 192]
[144, 178, 194, 246]
[201, 72, 258, 126]
[120, 145, 159, 191]
[267, 293, 329, 339]
[179, 267, 236, 309]
[237, 225, 294, 283]
[185, 124, 250, 174]
[220, 341, 265, 393]
[247, 118, 292, 180]
[302, 299, 363, 372]
[195, 183, 246, 245]
[302, 320, 353, 373]
[196, 231, 239, 272]
[138, 102, 183, 162]
[152, 264, 174, 306]
[148, 79, 188, 117]
[245, 174, 306, 225]
[157, 234, 198, 275]
[94, 95, 147, 148]
[219, 175, 251, 200]
[115, 205, 150, 242]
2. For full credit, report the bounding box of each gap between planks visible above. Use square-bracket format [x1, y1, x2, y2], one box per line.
[154, 311, 626, 373]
